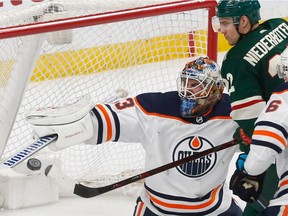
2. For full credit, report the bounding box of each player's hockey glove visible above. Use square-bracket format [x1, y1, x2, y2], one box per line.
[229, 153, 265, 203]
[233, 127, 252, 153]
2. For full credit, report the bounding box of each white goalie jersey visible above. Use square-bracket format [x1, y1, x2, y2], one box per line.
[91, 91, 239, 215]
[244, 82, 288, 207]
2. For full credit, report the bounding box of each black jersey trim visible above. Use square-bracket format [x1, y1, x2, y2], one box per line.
[255, 121, 288, 139]
[91, 107, 103, 144]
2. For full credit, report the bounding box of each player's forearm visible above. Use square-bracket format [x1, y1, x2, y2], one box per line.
[244, 145, 277, 176]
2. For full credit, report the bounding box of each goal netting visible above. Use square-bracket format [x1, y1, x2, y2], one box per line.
[0, 0, 217, 202]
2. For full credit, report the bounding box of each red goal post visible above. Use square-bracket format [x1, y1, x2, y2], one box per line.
[0, 0, 217, 208]
[0, 0, 217, 59]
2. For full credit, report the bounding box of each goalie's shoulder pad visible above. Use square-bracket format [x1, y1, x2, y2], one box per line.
[26, 94, 93, 125]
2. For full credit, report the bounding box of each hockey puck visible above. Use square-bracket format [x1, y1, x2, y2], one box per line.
[27, 158, 42, 171]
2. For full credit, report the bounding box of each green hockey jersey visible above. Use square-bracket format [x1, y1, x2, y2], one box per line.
[221, 18, 288, 138]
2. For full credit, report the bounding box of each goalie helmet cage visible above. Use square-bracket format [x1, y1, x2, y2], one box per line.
[0, 0, 217, 205]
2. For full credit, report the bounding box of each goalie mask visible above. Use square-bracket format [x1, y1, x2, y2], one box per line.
[177, 57, 224, 118]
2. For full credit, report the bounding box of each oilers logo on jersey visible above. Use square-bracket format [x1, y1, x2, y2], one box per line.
[173, 136, 216, 178]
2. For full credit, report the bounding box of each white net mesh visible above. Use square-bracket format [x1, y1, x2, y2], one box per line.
[0, 0, 217, 186]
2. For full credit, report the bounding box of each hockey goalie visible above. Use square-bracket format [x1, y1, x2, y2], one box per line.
[26, 57, 242, 215]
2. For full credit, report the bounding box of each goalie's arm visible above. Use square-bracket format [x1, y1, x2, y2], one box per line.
[26, 94, 143, 151]
[0, 91, 131, 170]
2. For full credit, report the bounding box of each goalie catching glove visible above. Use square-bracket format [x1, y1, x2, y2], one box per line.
[229, 153, 265, 203]
[26, 95, 96, 151]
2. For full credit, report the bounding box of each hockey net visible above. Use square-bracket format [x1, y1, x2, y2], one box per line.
[0, 0, 217, 198]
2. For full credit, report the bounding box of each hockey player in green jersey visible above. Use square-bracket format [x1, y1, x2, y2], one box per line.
[213, 0, 288, 215]
[230, 47, 288, 216]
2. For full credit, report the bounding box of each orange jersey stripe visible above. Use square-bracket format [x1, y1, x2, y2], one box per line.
[210, 116, 232, 120]
[96, 104, 112, 141]
[146, 185, 221, 210]
[279, 179, 288, 188]
[282, 205, 288, 216]
[136, 201, 144, 216]
[254, 130, 286, 148]
[273, 89, 288, 95]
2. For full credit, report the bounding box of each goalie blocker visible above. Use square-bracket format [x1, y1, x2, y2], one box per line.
[26, 94, 96, 151]
[26, 88, 128, 151]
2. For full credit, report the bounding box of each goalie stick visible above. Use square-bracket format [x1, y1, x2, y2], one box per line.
[0, 89, 128, 171]
[46, 138, 239, 198]
[0, 135, 57, 170]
